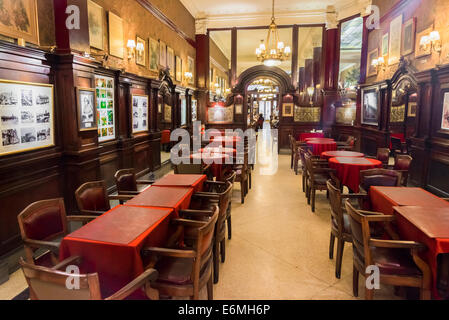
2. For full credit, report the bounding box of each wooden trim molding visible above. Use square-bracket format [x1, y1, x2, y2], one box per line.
[136, 0, 196, 48]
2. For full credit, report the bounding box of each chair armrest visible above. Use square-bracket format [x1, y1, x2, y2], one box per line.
[136, 180, 155, 185]
[192, 193, 220, 201]
[67, 215, 97, 223]
[51, 256, 82, 271]
[341, 193, 368, 199]
[369, 239, 426, 250]
[202, 164, 212, 172]
[109, 195, 134, 201]
[204, 180, 226, 187]
[80, 209, 105, 216]
[179, 209, 214, 219]
[118, 191, 141, 196]
[105, 268, 159, 300]
[363, 212, 396, 222]
[171, 218, 207, 229]
[24, 239, 60, 253]
[141, 247, 196, 259]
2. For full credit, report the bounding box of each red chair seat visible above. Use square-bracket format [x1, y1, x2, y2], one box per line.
[372, 247, 422, 276]
[155, 256, 193, 285]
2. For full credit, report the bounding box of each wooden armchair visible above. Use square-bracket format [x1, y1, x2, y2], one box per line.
[359, 169, 402, 194]
[174, 162, 213, 180]
[114, 169, 155, 196]
[141, 207, 218, 300]
[223, 171, 237, 240]
[327, 180, 368, 279]
[387, 155, 413, 186]
[366, 148, 390, 167]
[20, 256, 159, 300]
[345, 201, 431, 300]
[75, 181, 133, 216]
[233, 152, 249, 204]
[17, 198, 96, 266]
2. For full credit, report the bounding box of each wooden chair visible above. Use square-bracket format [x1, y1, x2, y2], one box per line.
[388, 155, 413, 186]
[142, 207, 218, 300]
[75, 181, 133, 216]
[327, 180, 368, 279]
[234, 152, 249, 204]
[304, 153, 338, 212]
[114, 169, 155, 196]
[367, 148, 390, 167]
[345, 201, 431, 300]
[391, 136, 408, 157]
[174, 162, 212, 180]
[359, 169, 402, 193]
[20, 256, 159, 300]
[17, 198, 96, 267]
[221, 170, 237, 240]
[337, 136, 356, 151]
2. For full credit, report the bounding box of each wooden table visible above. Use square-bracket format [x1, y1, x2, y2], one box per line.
[59, 205, 173, 299]
[151, 174, 207, 192]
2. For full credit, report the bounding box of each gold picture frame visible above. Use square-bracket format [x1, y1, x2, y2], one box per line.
[164, 104, 172, 123]
[0, 0, 40, 45]
[131, 94, 149, 133]
[108, 11, 124, 59]
[76, 87, 97, 132]
[175, 55, 182, 82]
[159, 40, 167, 68]
[167, 47, 174, 76]
[88, 0, 104, 50]
[187, 56, 195, 84]
[367, 48, 379, 77]
[136, 36, 146, 66]
[415, 24, 434, 58]
[149, 37, 159, 72]
[388, 14, 403, 65]
[282, 103, 294, 117]
[382, 33, 389, 57]
[402, 18, 416, 56]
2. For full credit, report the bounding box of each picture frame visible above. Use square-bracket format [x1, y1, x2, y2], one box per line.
[282, 103, 294, 117]
[408, 102, 417, 117]
[175, 56, 182, 82]
[0, 79, 54, 156]
[361, 87, 380, 126]
[415, 24, 434, 58]
[382, 33, 389, 57]
[108, 11, 124, 59]
[207, 105, 234, 124]
[149, 38, 159, 72]
[294, 107, 321, 123]
[402, 18, 416, 56]
[441, 92, 449, 131]
[76, 87, 97, 132]
[390, 105, 406, 123]
[0, 0, 40, 45]
[159, 40, 167, 68]
[388, 14, 403, 65]
[88, 0, 104, 50]
[167, 47, 175, 76]
[95, 75, 115, 142]
[187, 56, 195, 84]
[235, 104, 243, 115]
[164, 104, 172, 123]
[131, 94, 149, 134]
[367, 48, 379, 77]
[136, 37, 146, 67]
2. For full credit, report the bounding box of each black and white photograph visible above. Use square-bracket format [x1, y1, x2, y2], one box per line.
[131, 94, 149, 133]
[21, 89, 33, 107]
[362, 88, 380, 125]
[36, 93, 50, 106]
[2, 128, 19, 146]
[20, 127, 36, 143]
[1, 110, 19, 125]
[0, 91, 18, 107]
[20, 111, 34, 124]
[36, 110, 50, 123]
[37, 127, 51, 141]
[77, 87, 96, 131]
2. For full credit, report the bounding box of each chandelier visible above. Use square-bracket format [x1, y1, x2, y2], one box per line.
[255, 0, 291, 67]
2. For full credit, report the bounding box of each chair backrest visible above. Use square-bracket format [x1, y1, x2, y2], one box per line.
[394, 155, 413, 171]
[114, 169, 138, 193]
[344, 201, 370, 269]
[75, 181, 111, 213]
[18, 198, 68, 243]
[376, 148, 390, 164]
[347, 136, 355, 146]
[359, 169, 402, 192]
[20, 257, 102, 300]
[326, 180, 345, 235]
[224, 170, 237, 185]
[216, 182, 233, 230]
[174, 163, 204, 174]
[391, 137, 403, 151]
[304, 153, 315, 177]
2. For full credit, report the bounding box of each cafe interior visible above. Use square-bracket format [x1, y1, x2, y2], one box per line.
[1, 0, 449, 301]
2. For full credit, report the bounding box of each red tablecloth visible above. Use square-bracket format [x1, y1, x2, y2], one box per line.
[307, 139, 337, 156]
[321, 151, 364, 160]
[161, 130, 170, 144]
[298, 132, 324, 141]
[60, 205, 173, 299]
[329, 157, 383, 192]
[152, 174, 206, 192]
[191, 153, 230, 181]
[393, 206, 449, 299]
[125, 186, 194, 216]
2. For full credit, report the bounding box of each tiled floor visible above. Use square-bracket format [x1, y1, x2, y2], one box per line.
[0, 128, 401, 300]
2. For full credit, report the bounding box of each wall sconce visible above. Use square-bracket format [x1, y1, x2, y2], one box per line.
[126, 39, 136, 61]
[372, 56, 386, 72]
[420, 30, 442, 55]
[307, 86, 315, 106]
[184, 72, 193, 82]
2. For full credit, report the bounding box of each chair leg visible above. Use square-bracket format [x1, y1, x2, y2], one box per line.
[240, 182, 245, 204]
[207, 275, 213, 300]
[227, 215, 232, 240]
[311, 188, 316, 212]
[220, 239, 226, 263]
[365, 288, 374, 300]
[353, 265, 359, 297]
[302, 173, 305, 193]
[249, 172, 252, 189]
[335, 239, 345, 279]
[329, 233, 335, 259]
[213, 242, 219, 284]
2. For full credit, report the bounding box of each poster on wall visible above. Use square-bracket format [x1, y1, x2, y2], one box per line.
[207, 105, 234, 124]
[408, 102, 417, 117]
[175, 56, 182, 82]
[282, 103, 294, 117]
[402, 18, 416, 56]
[382, 33, 389, 57]
[0, 0, 39, 45]
[187, 57, 195, 84]
[136, 37, 146, 66]
[235, 104, 243, 115]
[132, 94, 148, 133]
[108, 12, 124, 59]
[149, 38, 159, 72]
[367, 48, 379, 77]
[77, 87, 96, 131]
[88, 0, 104, 50]
[164, 104, 172, 123]
[441, 92, 449, 131]
[167, 47, 175, 76]
[95, 75, 115, 142]
[362, 88, 379, 126]
[388, 14, 402, 65]
[159, 40, 167, 68]
[0, 80, 54, 156]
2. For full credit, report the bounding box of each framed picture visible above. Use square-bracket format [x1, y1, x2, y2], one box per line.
[187, 56, 195, 84]
[180, 96, 187, 126]
[191, 99, 197, 121]
[88, 0, 103, 50]
[149, 38, 159, 72]
[76, 87, 96, 131]
[402, 18, 416, 56]
[441, 92, 449, 131]
[136, 37, 146, 66]
[388, 14, 402, 65]
[108, 12, 124, 59]
[0, 80, 54, 156]
[131, 94, 148, 133]
[361, 87, 380, 126]
[0, 0, 39, 45]
[382, 33, 389, 57]
[207, 105, 234, 124]
[95, 75, 115, 142]
[164, 104, 172, 123]
[294, 107, 321, 123]
[390, 105, 406, 123]
[282, 103, 294, 117]
[367, 48, 379, 77]
[167, 47, 175, 76]
[159, 41, 166, 68]
[175, 56, 182, 82]
[336, 105, 357, 125]
[235, 104, 243, 115]
[415, 25, 434, 58]
[408, 102, 417, 117]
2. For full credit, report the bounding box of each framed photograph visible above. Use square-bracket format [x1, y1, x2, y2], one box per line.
[95, 75, 115, 142]
[88, 0, 103, 50]
[235, 104, 243, 115]
[0, 0, 39, 45]
[131, 94, 149, 133]
[336, 105, 357, 125]
[367, 48, 379, 77]
[361, 88, 380, 126]
[159, 40, 166, 68]
[441, 92, 449, 131]
[175, 56, 182, 82]
[76, 87, 96, 131]
[149, 38, 159, 72]
[402, 18, 416, 56]
[388, 14, 403, 65]
[294, 107, 321, 123]
[164, 104, 172, 123]
[0, 80, 54, 156]
[207, 105, 234, 124]
[191, 99, 197, 121]
[415, 25, 434, 58]
[136, 37, 146, 66]
[108, 11, 124, 59]
[382, 33, 389, 57]
[187, 56, 195, 84]
[408, 102, 417, 117]
[282, 103, 294, 117]
[390, 105, 406, 123]
[167, 47, 175, 76]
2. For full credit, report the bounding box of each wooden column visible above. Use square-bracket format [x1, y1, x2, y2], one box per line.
[231, 28, 238, 87]
[195, 33, 210, 124]
[291, 25, 299, 89]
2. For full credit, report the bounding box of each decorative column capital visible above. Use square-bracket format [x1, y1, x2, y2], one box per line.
[195, 15, 208, 35]
[360, 0, 373, 17]
[325, 6, 339, 30]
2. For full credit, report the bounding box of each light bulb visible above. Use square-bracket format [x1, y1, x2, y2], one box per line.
[430, 31, 440, 42]
[127, 40, 136, 49]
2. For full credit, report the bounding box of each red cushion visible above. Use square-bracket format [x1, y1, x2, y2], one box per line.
[79, 187, 109, 212]
[372, 247, 422, 276]
[116, 174, 137, 192]
[155, 256, 193, 285]
[23, 206, 63, 240]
